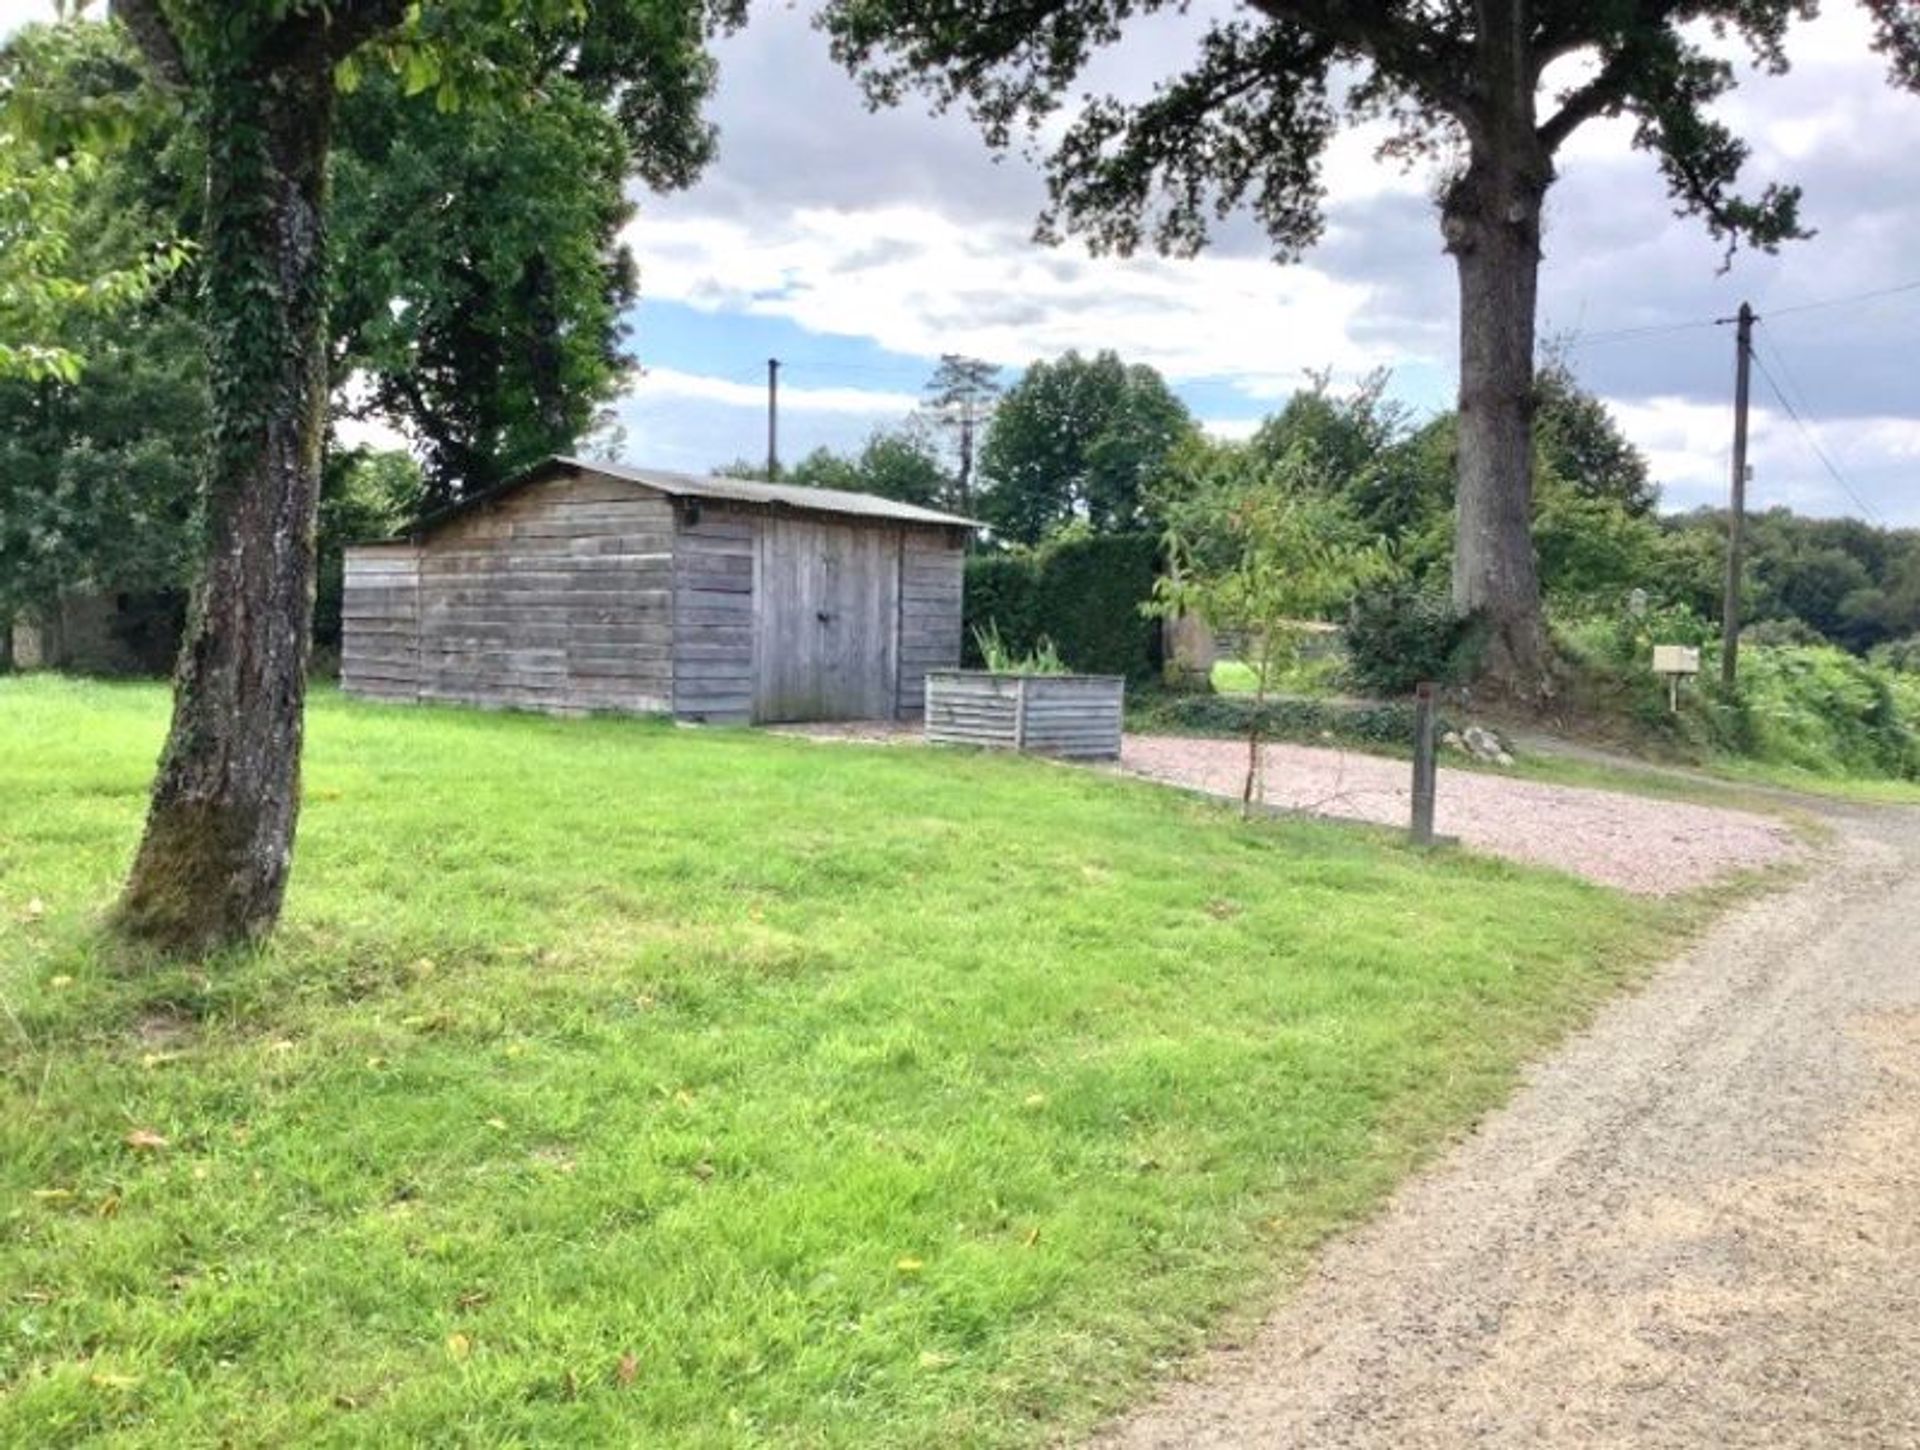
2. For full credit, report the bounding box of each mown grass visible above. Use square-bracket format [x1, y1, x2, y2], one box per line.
[2, 677, 1674, 1447]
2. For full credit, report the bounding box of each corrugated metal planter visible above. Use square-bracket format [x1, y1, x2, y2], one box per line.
[924, 670, 1125, 760]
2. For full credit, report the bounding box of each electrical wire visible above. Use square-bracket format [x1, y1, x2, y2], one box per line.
[1761, 278, 1920, 321]
[1749, 329, 1886, 526]
[1557, 276, 1920, 350]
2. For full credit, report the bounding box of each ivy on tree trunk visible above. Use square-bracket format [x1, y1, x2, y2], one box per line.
[116, 48, 337, 953]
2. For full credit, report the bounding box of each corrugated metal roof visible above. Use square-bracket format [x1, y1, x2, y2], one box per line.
[388, 456, 984, 542]
[554, 459, 982, 529]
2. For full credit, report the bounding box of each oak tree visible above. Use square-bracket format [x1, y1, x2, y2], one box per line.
[822, 0, 1920, 693]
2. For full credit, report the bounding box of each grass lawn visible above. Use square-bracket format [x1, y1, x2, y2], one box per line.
[2, 677, 1677, 1447]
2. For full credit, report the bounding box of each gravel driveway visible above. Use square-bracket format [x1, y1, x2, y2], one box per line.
[1100, 801, 1920, 1448]
[1119, 735, 1799, 894]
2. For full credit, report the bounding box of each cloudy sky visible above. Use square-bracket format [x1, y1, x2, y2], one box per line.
[7, 2, 1918, 522]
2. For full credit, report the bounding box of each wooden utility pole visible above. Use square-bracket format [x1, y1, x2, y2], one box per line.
[766, 357, 781, 481]
[1720, 302, 1754, 688]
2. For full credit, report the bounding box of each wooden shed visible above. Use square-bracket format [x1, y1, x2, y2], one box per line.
[339, 457, 974, 724]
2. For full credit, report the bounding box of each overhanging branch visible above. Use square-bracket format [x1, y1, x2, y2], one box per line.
[1240, 0, 1472, 116]
[1537, 53, 1635, 152]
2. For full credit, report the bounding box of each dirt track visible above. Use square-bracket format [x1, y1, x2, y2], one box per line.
[1117, 734, 1800, 894]
[1099, 801, 1920, 1449]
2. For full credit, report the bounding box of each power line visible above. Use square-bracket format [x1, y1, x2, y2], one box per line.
[1762, 278, 1920, 321]
[1557, 275, 1920, 351]
[1749, 327, 1885, 526]
[1557, 317, 1722, 350]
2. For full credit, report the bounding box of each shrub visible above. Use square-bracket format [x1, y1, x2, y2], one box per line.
[1557, 598, 1715, 672]
[963, 532, 1161, 680]
[1740, 616, 1827, 649]
[1870, 635, 1920, 674]
[1679, 645, 1920, 780]
[1344, 579, 1483, 696]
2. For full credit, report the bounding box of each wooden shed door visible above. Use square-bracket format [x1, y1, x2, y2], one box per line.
[753, 518, 900, 722]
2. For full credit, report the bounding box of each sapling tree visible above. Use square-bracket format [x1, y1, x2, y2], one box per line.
[1149, 444, 1384, 812]
[822, 0, 1920, 695]
[105, 0, 733, 954]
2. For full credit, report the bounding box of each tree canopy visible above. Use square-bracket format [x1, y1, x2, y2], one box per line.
[977, 349, 1197, 544]
[0, 21, 186, 383]
[785, 422, 952, 508]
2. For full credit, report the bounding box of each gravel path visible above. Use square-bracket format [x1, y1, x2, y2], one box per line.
[1119, 735, 1799, 894]
[1099, 802, 1920, 1449]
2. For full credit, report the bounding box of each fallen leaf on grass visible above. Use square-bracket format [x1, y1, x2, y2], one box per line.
[616, 1352, 639, 1387]
[89, 1372, 141, 1391]
[123, 1129, 169, 1152]
[446, 1333, 472, 1361]
[49, 975, 72, 990]
[918, 1351, 953, 1371]
[24, 898, 45, 921]
[140, 1052, 181, 1070]
[1022, 1092, 1047, 1109]
[895, 1257, 924, 1274]
[96, 1193, 120, 1218]
[484, 1117, 509, 1132]
[30, 1189, 73, 1202]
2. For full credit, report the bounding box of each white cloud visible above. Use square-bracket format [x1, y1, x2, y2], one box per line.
[0, 0, 54, 37]
[1608, 394, 1920, 521]
[633, 365, 918, 416]
[630, 204, 1400, 400]
[1201, 417, 1264, 442]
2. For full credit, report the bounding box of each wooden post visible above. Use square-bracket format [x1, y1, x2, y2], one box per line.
[1410, 681, 1438, 847]
[1013, 674, 1029, 751]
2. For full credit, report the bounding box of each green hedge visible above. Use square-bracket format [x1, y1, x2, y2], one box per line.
[963, 533, 1162, 681]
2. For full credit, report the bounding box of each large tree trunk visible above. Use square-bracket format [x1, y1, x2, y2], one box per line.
[1444, 11, 1552, 698]
[116, 53, 336, 955]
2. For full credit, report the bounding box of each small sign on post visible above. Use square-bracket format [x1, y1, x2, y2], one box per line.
[1410, 681, 1438, 847]
[1652, 644, 1701, 713]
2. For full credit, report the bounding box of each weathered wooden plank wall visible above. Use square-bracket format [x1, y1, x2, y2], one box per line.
[671, 502, 756, 723]
[340, 545, 421, 700]
[896, 531, 964, 720]
[341, 472, 675, 714]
